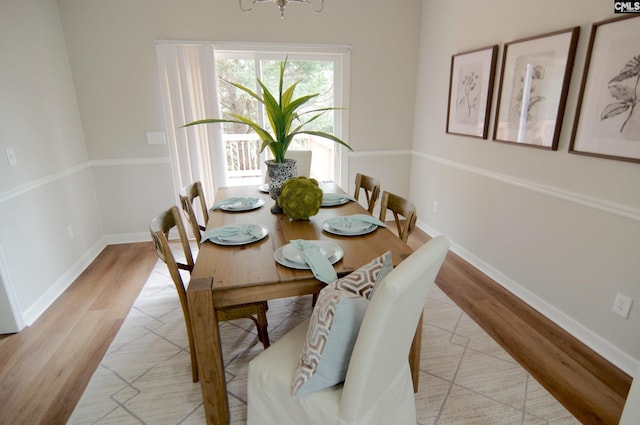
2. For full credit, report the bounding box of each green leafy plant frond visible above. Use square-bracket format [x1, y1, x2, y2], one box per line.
[226, 80, 264, 105]
[183, 57, 352, 164]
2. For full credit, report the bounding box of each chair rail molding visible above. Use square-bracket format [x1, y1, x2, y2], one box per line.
[412, 151, 640, 223]
[0, 157, 171, 205]
[0, 162, 90, 205]
[348, 149, 413, 158]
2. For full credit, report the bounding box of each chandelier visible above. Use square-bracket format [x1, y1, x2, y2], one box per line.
[238, 0, 325, 18]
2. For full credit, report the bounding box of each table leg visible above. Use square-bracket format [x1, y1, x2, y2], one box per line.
[409, 312, 423, 393]
[187, 278, 229, 425]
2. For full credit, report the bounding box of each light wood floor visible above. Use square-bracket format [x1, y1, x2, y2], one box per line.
[0, 242, 158, 425]
[0, 232, 632, 425]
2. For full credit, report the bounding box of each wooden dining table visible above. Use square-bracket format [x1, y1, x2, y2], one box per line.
[187, 182, 417, 425]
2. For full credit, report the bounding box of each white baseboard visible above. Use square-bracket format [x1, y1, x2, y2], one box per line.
[419, 220, 638, 376]
[21, 233, 153, 327]
[104, 232, 152, 245]
[22, 237, 108, 326]
[22, 232, 151, 326]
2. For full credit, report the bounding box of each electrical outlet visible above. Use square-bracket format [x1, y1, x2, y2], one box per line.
[67, 224, 75, 240]
[5, 147, 17, 166]
[433, 201, 439, 213]
[612, 292, 633, 319]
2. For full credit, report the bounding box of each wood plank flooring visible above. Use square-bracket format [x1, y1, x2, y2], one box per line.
[0, 242, 158, 425]
[0, 232, 632, 425]
[434, 249, 632, 425]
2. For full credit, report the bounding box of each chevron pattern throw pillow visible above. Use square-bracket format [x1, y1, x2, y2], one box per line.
[291, 251, 393, 397]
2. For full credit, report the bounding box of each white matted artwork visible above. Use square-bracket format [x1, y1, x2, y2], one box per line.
[569, 15, 640, 163]
[493, 27, 580, 150]
[446, 45, 498, 139]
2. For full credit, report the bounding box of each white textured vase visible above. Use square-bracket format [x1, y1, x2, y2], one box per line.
[265, 159, 297, 213]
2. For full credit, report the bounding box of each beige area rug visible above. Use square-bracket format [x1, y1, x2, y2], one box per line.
[69, 258, 581, 425]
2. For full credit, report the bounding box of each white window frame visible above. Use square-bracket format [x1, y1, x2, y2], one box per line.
[211, 42, 351, 189]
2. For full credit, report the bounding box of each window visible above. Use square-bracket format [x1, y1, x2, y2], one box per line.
[155, 42, 350, 200]
[212, 47, 350, 187]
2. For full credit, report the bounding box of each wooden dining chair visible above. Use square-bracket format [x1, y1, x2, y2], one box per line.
[379, 191, 417, 243]
[149, 206, 270, 383]
[179, 181, 209, 244]
[353, 173, 381, 214]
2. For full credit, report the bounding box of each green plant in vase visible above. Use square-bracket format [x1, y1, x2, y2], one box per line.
[183, 58, 352, 212]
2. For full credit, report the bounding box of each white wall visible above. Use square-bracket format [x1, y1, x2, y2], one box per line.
[91, 161, 174, 239]
[0, 0, 422, 326]
[413, 0, 640, 373]
[56, 0, 423, 232]
[0, 0, 104, 328]
[6, 0, 635, 379]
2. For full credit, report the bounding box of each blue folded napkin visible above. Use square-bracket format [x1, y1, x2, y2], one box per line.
[211, 197, 259, 210]
[322, 193, 356, 203]
[201, 224, 262, 243]
[289, 240, 338, 284]
[327, 214, 386, 229]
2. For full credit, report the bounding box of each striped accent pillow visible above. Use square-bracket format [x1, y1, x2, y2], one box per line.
[291, 251, 393, 398]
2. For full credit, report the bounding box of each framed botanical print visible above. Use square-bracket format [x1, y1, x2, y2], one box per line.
[493, 27, 580, 150]
[446, 45, 499, 139]
[569, 15, 640, 163]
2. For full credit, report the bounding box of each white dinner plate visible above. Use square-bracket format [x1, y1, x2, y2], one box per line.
[274, 241, 343, 270]
[321, 196, 350, 207]
[281, 243, 330, 264]
[258, 183, 269, 193]
[208, 224, 269, 246]
[322, 219, 378, 236]
[219, 198, 265, 212]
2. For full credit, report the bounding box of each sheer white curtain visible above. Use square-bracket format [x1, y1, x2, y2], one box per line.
[155, 42, 227, 204]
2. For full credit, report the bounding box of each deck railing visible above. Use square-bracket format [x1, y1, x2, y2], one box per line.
[224, 133, 328, 184]
[225, 134, 262, 179]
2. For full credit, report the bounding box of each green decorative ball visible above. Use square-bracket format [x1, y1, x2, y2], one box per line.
[278, 176, 323, 220]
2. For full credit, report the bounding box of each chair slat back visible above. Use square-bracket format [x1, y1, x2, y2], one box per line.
[179, 181, 209, 244]
[353, 173, 381, 214]
[149, 206, 195, 293]
[340, 236, 450, 422]
[379, 191, 417, 243]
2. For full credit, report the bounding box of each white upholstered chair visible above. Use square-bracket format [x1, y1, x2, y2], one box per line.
[619, 360, 640, 424]
[261, 150, 313, 184]
[246, 236, 450, 425]
[285, 150, 313, 177]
